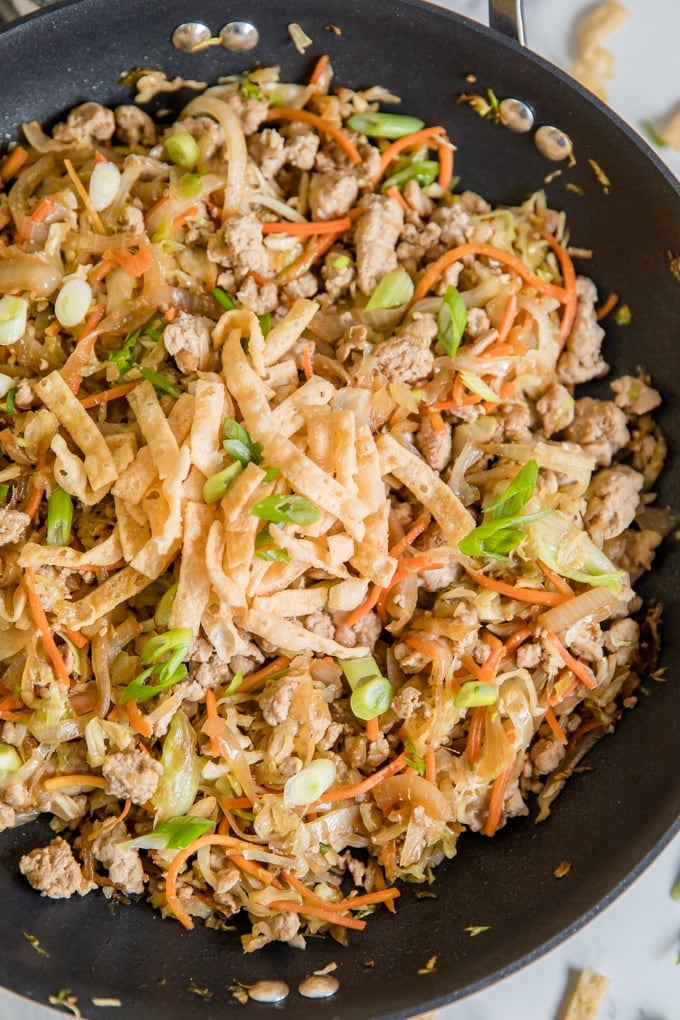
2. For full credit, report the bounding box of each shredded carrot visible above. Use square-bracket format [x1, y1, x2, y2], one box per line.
[23, 447, 46, 521]
[301, 343, 313, 380]
[537, 558, 574, 597]
[163, 306, 177, 322]
[60, 303, 106, 379]
[503, 625, 532, 656]
[437, 140, 454, 189]
[125, 699, 152, 738]
[24, 567, 72, 686]
[67, 375, 82, 396]
[85, 798, 131, 842]
[1, 145, 28, 182]
[231, 853, 280, 887]
[63, 157, 107, 235]
[171, 204, 199, 232]
[373, 863, 396, 913]
[595, 291, 619, 320]
[427, 408, 446, 434]
[165, 833, 265, 930]
[465, 567, 570, 607]
[267, 899, 367, 930]
[79, 380, 140, 409]
[365, 716, 380, 742]
[567, 718, 605, 749]
[385, 184, 411, 215]
[424, 747, 436, 784]
[545, 632, 596, 689]
[483, 764, 514, 837]
[62, 627, 89, 649]
[399, 555, 444, 573]
[221, 796, 253, 811]
[373, 126, 448, 184]
[204, 688, 222, 756]
[145, 194, 169, 221]
[283, 870, 399, 912]
[410, 241, 568, 308]
[540, 229, 577, 346]
[315, 752, 408, 805]
[238, 655, 291, 694]
[453, 372, 483, 406]
[389, 514, 431, 558]
[105, 245, 153, 277]
[466, 706, 486, 764]
[93, 150, 108, 165]
[496, 292, 518, 342]
[404, 634, 447, 662]
[43, 774, 107, 791]
[277, 229, 341, 286]
[262, 107, 362, 164]
[345, 583, 383, 628]
[498, 380, 514, 401]
[30, 196, 53, 224]
[374, 571, 407, 624]
[544, 706, 568, 746]
[262, 216, 352, 236]
[0, 694, 24, 712]
[309, 53, 330, 87]
[88, 258, 114, 284]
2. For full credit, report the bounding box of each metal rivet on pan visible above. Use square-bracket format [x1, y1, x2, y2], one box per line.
[247, 980, 290, 1003]
[298, 974, 340, 999]
[534, 125, 574, 161]
[219, 21, 260, 52]
[171, 22, 213, 52]
[499, 97, 534, 134]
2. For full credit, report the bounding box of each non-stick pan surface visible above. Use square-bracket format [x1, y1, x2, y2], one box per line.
[0, 1, 678, 1017]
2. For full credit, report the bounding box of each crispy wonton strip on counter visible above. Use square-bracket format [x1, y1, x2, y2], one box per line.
[562, 967, 612, 1020]
[33, 371, 117, 489]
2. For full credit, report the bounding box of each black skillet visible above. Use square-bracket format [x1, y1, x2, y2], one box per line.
[0, 0, 678, 1016]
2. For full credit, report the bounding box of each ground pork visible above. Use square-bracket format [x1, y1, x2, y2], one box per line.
[223, 93, 270, 136]
[19, 837, 95, 899]
[91, 822, 145, 894]
[563, 619, 605, 662]
[500, 401, 533, 441]
[321, 247, 355, 300]
[603, 618, 639, 664]
[402, 179, 434, 219]
[260, 675, 297, 726]
[464, 307, 491, 340]
[168, 115, 224, 160]
[284, 127, 320, 170]
[308, 170, 358, 221]
[558, 277, 608, 384]
[535, 382, 575, 436]
[516, 642, 542, 669]
[415, 412, 452, 471]
[354, 194, 404, 294]
[585, 465, 644, 544]
[391, 685, 422, 722]
[604, 527, 662, 580]
[163, 312, 215, 374]
[396, 221, 441, 264]
[114, 105, 156, 147]
[530, 737, 566, 775]
[610, 375, 662, 417]
[208, 212, 269, 283]
[0, 508, 30, 546]
[431, 201, 473, 248]
[101, 749, 162, 806]
[332, 610, 382, 650]
[236, 274, 278, 316]
[564, 396, 630, 466]
[372, 315, 437, 385]
[53, 102, 115, 145]
[248, 127, 286, 177]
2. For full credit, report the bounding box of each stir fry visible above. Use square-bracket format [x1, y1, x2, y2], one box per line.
[0, 57, 665, 949]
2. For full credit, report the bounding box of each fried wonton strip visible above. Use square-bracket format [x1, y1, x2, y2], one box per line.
[220, 328, 275, 443]
[271, 376, 336, 438]
[127, 380, 180, 481]
[61, 551, 177, 628]
[262, 298, 319, 367]
[355, 426, 384, 513]
[50, 434, 110, 506]
[190, 378, 226, 478]
[111, 446, 156, 502]
[562, 968, 611, 1020]
[243, 608, 368, 658]
[221, 308, 267, 377]
[114, 497, 151, 561]
[328, 577, 370, 612]
[34, 371, 117, 489]
[205, 521, 246, 607]
[304, 405, 334, 474]
[201, 604, 249, 662]
[106, 433, 137, 475]
[248, 560, 308, 597]
[19, 531, 123, 570]
[263, 433, 369, 542]
[350, 542, 397, 588]
[252, 587, 328, 618]
[156, 444, 191, 553]
[183, 465, 208, 503]
[221, 462, 267, 525]
[271, 530, 351, 579]
[331, 408, 358, 496]
[170, 502, 214, 634]
[130, 533, 182, 580]
[376, 433, 474, 546]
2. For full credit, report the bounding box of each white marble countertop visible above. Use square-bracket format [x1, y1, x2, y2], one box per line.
[0, 1, 678, 1018]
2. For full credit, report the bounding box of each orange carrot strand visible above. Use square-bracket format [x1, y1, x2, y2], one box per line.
[465, 567, 570, 607]
[545, 632, 596, 689]
[365, 716, 380, 742]
[540, 229, 578, 347]
[125, 699, 152, 739]
[267, 899, 367, 930]
[595, 291, 619, 320]
[373, 126, 448, 184]
[385, 184, 411, 215]
[544, 706, 568, 745]
[315, 752, 408, 805]
[466, 706, 486, 764]
[79, 380, 140, 409]
[483, 764, 514, 836]
[424, 747, 436, 784]
[262, 216, 352, 236]
[24, 567, 72, 686]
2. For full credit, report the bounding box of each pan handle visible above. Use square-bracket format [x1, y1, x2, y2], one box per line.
[488, 0, 526, 45]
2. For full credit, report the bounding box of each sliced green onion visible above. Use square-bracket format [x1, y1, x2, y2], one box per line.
[223, 670, 243, 696]
[331, 254, 351, 269]
[250, 493, 322, 527]
[254, 525, 291, 562]
[437, 285, 467, 357]
[121, 662, 187, 704]
[140, 628, 193, 666]
[179, 172, 204, 200]
[54, 277, 92, 328]
[614, 303, 631, 325]
[240, 79, 262, 100]
[365, 269, 414, 311]
[203, 461, 243, 503]
[346, 112, 425, 139]
[138, 366, 181, 399]
[262, 467, 281, 483]
[454, 681, 498, 708]
[108, 327, 140, 377]
[0, 742, 22, 775]
[458, 371, 502, 403]
[0, 386, 17, 414]
[212, 286, 236, 311]
[0, 483, 9, 504]
[259, 312, 272, 337]
[458, 510, 549, 560]
[283, 758, 336, 806]
[0, 295, 28, 346]
[223, 418, 263, 466]
[484, 460, 539, 522]
[643, 120, 667, 148]
[125, 815, 213, 851]
[154, 582, 177, 629]
[403, 740, 425, 776]
[382, 158, 439, 193]
[46, 488, 73, 547]
[340, 655, 382, 691]
[350, 675, 394, 721]
[88, 160, 121, 212]
[165, 131, 201, 170]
